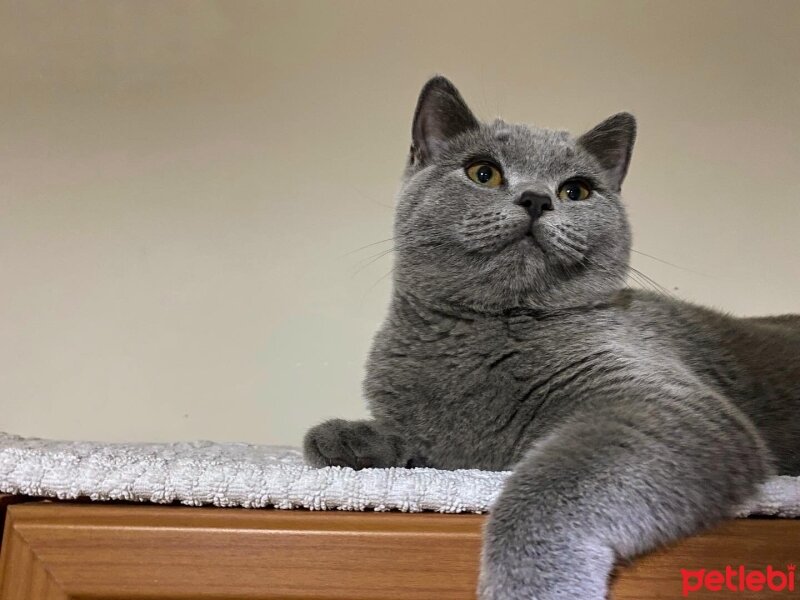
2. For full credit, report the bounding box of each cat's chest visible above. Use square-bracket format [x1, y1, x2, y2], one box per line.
[368, 312, 612, 469]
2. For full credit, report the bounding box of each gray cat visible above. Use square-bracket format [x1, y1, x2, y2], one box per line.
[303, 76, 800, 599]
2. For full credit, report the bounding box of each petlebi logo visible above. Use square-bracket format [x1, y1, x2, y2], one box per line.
[682, 564, 796, 596]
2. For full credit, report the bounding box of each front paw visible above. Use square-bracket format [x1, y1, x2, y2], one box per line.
[479, 540, 613, 600]
[303, 419, 403, 469]
[480, 510, 614, 600]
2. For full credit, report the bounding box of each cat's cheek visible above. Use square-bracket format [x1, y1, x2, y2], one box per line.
[458, 210, 530, 254]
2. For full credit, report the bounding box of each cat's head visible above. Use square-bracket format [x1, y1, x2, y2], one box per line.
[394, 76, 635, 314]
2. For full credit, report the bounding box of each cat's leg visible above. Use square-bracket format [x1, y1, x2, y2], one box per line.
[479, 383, 773, 600]
[303, 419, 408, 469]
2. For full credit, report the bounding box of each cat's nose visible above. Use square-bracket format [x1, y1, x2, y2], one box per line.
[515, 191, 554, 222]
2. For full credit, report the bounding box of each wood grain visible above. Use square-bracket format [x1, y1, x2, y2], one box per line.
[611, 518, 800, 599]
[0, 504, 484, 600]
[0, 502, 798, 599]
[0, 495, 36, 555]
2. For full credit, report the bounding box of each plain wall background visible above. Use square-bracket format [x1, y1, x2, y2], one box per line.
[2, 0, 799, 445]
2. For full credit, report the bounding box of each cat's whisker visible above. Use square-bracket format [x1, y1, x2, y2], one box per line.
[631, 248, 712, 278]
[629, 267, 672, 295]
[341, 237, 395, 258]
[343, 185, 395, 210]
[628, 266, 674, 297]
[352, 246, 396, 268]
[623, 267, 657, 293]
[351, 247, 396, 276]
[628, 270, 656, 293]
[365, 267, 395, 297]
[580, 246, 673, 299]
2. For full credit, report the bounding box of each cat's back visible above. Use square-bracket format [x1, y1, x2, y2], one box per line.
[613, 289, 799, 385]
[617, 289, 800, 378]
[619, 289, 800, 472]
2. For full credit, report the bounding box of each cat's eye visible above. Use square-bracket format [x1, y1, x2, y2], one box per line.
[557, 179, 592, 201]
[466, 162, 503, 188]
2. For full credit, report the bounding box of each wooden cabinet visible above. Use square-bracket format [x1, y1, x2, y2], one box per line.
[1, 497, 798, 599]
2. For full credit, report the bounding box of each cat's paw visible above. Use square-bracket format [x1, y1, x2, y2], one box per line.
[477, 573, 511, 600]
[478, 543, 540, 600]
[478, 546, 611, 600]
[303, 419, 403, 469]
[479, 526, 614, 600]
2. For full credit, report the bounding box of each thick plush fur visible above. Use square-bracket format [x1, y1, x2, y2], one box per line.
[303, 76, 800, 599]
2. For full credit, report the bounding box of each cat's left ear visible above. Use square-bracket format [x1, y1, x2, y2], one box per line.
[578, 112, 637, 192]
[411, 76, 480, 166]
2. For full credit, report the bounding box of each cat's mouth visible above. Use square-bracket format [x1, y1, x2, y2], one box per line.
[516, 224, 589, 271]
[521, 230, 546, 253]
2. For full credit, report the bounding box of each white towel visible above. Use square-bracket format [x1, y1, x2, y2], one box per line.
[1, 432, 798, 516]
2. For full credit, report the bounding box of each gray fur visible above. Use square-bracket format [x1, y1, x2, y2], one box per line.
[303, 76, 800, 599]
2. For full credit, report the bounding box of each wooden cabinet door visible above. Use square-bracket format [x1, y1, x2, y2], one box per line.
[0, 503, 483, 599]
[1, 502, 798, 599]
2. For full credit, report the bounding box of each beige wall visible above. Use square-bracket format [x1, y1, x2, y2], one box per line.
[2, 1, 799, 445]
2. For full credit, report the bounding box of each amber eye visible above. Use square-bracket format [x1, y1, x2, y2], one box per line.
[557, 179, 592, 201]
[466, 162, 503, 188]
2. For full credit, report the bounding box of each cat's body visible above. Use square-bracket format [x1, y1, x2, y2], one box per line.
[366, 289, 800, 474]
[303, 76, 799, 599]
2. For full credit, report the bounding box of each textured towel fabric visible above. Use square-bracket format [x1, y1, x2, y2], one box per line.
[1, 432, 799, 516]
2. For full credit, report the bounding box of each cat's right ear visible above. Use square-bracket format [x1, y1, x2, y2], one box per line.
[577, 112, 637, 192]
[410, 76, 479, 166]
